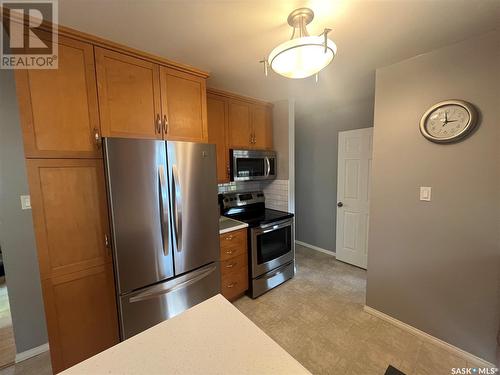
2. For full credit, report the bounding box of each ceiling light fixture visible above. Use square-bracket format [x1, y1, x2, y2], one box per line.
[261, 8, 337, 80]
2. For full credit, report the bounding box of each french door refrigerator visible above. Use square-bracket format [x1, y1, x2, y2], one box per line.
[104, 138, 220, 340]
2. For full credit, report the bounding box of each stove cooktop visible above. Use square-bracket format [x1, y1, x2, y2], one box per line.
[224, 208, 294, 228]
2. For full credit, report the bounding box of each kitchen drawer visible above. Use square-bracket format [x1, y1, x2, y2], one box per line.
[220, 254, 247, 278]
[219, 228, 247, 261]
[221, 269, 248, 301]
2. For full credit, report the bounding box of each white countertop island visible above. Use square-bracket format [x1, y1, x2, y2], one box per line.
[61, 294, 310, 375]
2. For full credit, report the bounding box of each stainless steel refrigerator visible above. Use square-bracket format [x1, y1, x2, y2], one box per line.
[104, 138, 220, 340]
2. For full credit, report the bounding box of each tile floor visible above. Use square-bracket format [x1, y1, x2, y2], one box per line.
[233, 245, 481, 375]
[0, 245, 489, 375]
[0, 352, 51, 375]
[0, 280, 15, 370]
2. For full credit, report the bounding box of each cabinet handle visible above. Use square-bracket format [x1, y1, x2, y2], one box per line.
[249, 132, 253, 144]
[163, 115, 168, 134]
[225, 249, 235, 255]
[104, 234, 111, 256]
[225, 262, 237, 269]
[226, 282, 237, 288]
[93, 128, 101, 148]
[156, 114, 161, 133]
[224, 235, 234, 241]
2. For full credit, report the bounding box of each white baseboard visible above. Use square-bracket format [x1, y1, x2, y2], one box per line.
[15, 343, 49, 363]
[363, 305, 495, 368]
[295, 240, 336, 256]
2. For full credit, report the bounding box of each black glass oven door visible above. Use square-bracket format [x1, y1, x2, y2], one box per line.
[256, 225, 291, 264]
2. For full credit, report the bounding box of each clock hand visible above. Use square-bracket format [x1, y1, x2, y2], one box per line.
[441, 112, 449, 126]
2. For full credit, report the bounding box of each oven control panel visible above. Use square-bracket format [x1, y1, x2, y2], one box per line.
[221, 191, 265, 209]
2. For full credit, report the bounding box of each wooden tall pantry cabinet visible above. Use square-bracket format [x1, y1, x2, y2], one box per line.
[12, 18, 209, 373]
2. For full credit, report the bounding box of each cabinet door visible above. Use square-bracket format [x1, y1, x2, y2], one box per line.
[15, 34, 101, 158]
[160, 67, 208, 142]
[95, 47, 162, 139]
[27, 159, 112, 280]
[42, 264, 119, 373]
[207, 94, 229, 183]
[251, 105, 273, 150]
[228, 101, 252, 149]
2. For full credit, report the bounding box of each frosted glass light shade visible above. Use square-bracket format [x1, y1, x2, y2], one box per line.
[268, 35, 337, 79]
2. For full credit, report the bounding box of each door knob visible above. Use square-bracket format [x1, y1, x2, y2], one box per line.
[337, 202, 343, 207]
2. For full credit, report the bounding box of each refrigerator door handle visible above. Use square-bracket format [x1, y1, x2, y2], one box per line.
[172, 164, 183, 253]
[128, 264, 217, 303]
[158, 165, 169, 257]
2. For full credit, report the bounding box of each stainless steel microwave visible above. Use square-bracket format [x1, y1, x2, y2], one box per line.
[230, 149, 276, 181]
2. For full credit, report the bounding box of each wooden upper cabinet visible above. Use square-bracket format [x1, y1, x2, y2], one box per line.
[251, 105, 273, 150]
[228, 100, 252, 149]
[160, 67, 208, 142]
[207, 94, 229, 183]
[95, 47, 162, 139]
[42, 264, 118, 373]
[27, 158, 112, 280]
[15, 34, 101, 158]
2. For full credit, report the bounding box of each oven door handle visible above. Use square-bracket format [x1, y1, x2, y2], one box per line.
[255, 219, 292, 235]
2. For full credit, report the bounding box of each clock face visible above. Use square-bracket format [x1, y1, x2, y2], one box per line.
[420, 100, 477, 143]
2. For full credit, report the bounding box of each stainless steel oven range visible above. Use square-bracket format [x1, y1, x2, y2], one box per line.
[220, 191, 295, 298]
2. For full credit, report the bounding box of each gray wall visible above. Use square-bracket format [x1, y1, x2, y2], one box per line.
[0, 70, 48, 353]
[366, 31, 500, 363]
[295, 98, 374, 251]
[272, 100, 290, 180]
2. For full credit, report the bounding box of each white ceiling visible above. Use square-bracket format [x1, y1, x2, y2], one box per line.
[58, 0, 500, 109]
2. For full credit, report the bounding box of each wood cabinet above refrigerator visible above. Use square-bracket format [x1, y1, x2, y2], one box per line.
[96, 48, 208, 143]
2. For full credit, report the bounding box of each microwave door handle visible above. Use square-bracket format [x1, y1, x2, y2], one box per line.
[172, 165, 183, 252]
[265, 157, 271, 177]
[158, 165, 169, 256]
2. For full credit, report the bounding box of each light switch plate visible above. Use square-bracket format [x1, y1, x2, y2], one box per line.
[420, 187, 431, 201]
[20, 195, 31, 210]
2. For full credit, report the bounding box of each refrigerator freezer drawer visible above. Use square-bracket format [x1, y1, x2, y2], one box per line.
[118, 262, 220, 340]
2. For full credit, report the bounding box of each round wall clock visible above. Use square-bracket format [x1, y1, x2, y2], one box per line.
[419, 100, 478, 143]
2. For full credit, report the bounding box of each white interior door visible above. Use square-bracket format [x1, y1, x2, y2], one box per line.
[336, 128, 373, 269]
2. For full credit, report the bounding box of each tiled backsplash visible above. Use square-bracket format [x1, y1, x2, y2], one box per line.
[262, 179, 289, 211]
[218, 179, 289, 212]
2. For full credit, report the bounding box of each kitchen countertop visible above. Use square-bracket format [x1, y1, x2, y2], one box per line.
[219, 216, 248, 234]
[61, 295, 310, 375]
